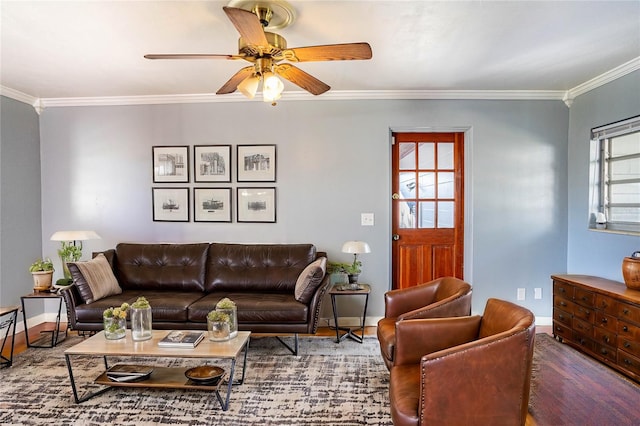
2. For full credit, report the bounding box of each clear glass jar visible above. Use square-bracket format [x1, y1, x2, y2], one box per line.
[130, 306, 153, 341]
[207, 320, 230, 341]
[103, 316, 126, 340]
[216, 307, 237, 338]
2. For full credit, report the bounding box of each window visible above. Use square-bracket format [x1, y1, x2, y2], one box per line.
[591, 115, 640, 234]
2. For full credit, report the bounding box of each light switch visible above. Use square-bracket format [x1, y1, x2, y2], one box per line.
[361, 213, 374, 226]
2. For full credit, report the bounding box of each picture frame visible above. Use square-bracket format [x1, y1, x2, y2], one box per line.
[237, 187, 276, 223]
[193, 188, 232, 222]
[153, 146, 189, 183]
[152, 187, 189, 222]
[194, 145, 231, 183]
[237, 144, 276, 182]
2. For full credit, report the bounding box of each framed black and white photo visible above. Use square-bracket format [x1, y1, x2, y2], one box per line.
[237, 187, 276, 223]
[193, 188, 232, 222]
[153, 146, 189, 183]
[194, 145, 231, 182]
[152, 187, 189, 222]
[237, 144, 276, 182]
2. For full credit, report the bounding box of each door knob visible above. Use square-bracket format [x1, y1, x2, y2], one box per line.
[392, 193, 400, 200]
[392, 234, 400, 241]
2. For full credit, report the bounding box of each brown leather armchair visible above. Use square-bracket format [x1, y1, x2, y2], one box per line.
[377, 277, 472, 370]
[389, 298, 536, 426]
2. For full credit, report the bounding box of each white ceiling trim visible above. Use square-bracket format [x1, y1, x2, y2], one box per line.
[2, 56, 638, 113]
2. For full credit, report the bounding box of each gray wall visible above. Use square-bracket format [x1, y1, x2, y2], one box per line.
[0, 96, 42, 312]
[567, 71, 640, 280]
[37, 98, 569, 320]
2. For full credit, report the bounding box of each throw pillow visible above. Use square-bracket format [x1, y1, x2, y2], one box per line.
[294, 257, 327, 304]
[68, 253, 122, 304]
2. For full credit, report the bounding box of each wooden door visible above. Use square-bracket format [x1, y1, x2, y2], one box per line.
[391, 132, 464, 290]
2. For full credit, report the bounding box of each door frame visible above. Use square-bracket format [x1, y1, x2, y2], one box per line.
[388, 125, 474, 288]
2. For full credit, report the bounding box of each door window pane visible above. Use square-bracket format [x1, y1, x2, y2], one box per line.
[418, 143, 435, 169]
[419, 201, 435, 228]
[418, 172, 435, 198]
[438, 172, 454, 198]
[399, 200, 416, 228]
[438, 201, 454, 228]
[438, 143, 454, 169]
[399, 143, 416, 170]
[400, 172, 416, 198]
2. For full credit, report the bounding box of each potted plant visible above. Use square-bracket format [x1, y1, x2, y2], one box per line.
[130, 296, 152, 341]
[56, 242, 83, 286]
[328, 261, 362, 284]
[29, 258, 54, 292]
[103, 303, 129, 340]
[215, 298, 237, 338]
[206, 310, 231, 342]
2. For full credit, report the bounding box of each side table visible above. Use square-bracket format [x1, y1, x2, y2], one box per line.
[21, 291, 67, 348]
[0, 306, 19, 367]
[329, 283, 370, 344]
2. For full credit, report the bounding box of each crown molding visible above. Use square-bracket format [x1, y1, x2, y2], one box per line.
[2, 57, 638, 112]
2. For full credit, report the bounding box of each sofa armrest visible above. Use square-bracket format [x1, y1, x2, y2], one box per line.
[394, 316, 482, 366]
[306, 273, 332, 334]
[59, 284, 83, 331]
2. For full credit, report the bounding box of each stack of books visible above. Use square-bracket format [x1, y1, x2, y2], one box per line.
[157, 330, 205, 348]
[106, 365, 153, 382]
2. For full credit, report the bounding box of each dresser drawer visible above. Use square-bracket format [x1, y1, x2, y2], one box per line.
[595, 312, 617, 333]
[553, 281, 574, 299]
[618, 320, 640, 340]
[618, 302, 640, 326]
[573, 317, 593, 336]
[619, 337, 640, 358]
[618, 350, 640, 377]
[553, 308, 572, 327]
[573, 333, 594, 352]
[595, 294, 618, 315]
[573, 304, 594, 323]
[574, 287, 595, 308]
[554, 295, 575, 313]
[594, 327, 617, 347]
[594, 342, 617, 363]
[553, 321, 572, 340]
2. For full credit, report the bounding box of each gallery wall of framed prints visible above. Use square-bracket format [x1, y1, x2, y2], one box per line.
[152, 144, 277, 223]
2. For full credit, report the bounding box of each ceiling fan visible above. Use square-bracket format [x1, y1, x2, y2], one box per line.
[144, 1, 372, 105]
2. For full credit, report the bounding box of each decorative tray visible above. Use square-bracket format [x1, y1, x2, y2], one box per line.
[185, 365, 225, 384]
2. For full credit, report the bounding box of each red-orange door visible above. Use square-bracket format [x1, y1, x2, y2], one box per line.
[391, 132, 464, 290]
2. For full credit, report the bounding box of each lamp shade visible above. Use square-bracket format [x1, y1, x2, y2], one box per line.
[50, 230, 101, 241]
[238, 74, 260, 99]
[341, 241, 371, 254]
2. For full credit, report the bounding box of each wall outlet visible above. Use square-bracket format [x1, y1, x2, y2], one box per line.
[361, 213, 374, 226]
[534, 288, 542, 299]
[517, 288, 526, 301]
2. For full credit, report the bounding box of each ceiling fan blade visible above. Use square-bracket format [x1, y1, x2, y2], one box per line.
[144, 54, 242, 60]
[275, 64, 330, 95]
[216, 66, 255, 95]
[281, 42, 372, 62]
[223, 6, 269, 48]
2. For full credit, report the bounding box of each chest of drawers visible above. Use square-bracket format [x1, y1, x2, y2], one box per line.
[552, 274, 640, 382]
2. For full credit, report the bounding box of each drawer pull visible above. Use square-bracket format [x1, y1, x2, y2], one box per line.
[601, 318, 608, 324]
[623, 308, 629, 315]
[600, 348, 608, 355]
[559, 314, 565, 320]
[560, 301, 567, 307]
[603, 336, 610, 343]
[624, 341, 631, 348]
[559, 287, 566, 293]
[623, 326, 629, 332]
[624, 359, 633, 366]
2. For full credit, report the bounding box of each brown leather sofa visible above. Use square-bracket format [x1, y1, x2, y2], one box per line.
[377, 277, 472, 369]
[61, 242, 330, 353]
[389, 298, 536, 426]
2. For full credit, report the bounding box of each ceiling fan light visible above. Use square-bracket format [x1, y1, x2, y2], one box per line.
[237, 74, 260, 99]
[262, 72, 284, 103]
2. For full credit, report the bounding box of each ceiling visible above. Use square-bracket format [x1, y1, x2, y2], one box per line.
[1, 1, 639, 107]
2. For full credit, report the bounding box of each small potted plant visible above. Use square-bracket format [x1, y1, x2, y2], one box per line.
[29, 258, 54, 292]
[328, 261, 362, 285]
[56, 242, 83, 286]
[130, 296, 152, 341]
[103, 303, 129, 340]
[215, 297, 237, 338]
[206, 310, 231, 342]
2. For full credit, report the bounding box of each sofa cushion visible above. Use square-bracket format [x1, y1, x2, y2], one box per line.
[205, 243, 317, 293]
[115, 243, 209, 292]
[69, 254, 122, 304]
[188, 292, 308, 323]
[294, 257, 327, 303]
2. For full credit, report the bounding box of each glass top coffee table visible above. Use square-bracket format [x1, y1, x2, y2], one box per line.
[64, 330, 250, 411]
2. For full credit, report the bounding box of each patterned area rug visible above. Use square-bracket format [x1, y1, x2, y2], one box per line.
[0, 335, 391, 425]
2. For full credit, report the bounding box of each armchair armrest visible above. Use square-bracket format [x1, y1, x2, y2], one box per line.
[398, 289, 471, 320]
[393, 315, 482, 366]
[384, 282, 438, 318]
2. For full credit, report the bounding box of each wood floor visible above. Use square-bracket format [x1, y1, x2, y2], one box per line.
[3, 323, 551, 425]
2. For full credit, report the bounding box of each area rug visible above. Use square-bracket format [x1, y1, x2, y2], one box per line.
[528, 333, 640, 425]
[0, 336, 391, 425]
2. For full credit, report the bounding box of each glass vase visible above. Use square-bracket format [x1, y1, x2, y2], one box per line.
[207, 320, 230, 342]
[131, 306, 153, 341]
[103, 316, 126, 340]
[216, 307, 237, 338]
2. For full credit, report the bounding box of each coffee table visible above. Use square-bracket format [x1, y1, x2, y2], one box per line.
[64, 330, 250, 411]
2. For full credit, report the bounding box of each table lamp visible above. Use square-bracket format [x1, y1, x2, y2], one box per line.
[341, 240, 371, 286]
[50, 230, 101, 285]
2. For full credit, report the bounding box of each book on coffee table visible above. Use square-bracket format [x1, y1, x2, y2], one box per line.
[158, 330, 205, 348]
[106, 364, 153, 382]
